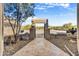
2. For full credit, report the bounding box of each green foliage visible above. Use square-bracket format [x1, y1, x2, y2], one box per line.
[50, 23, 76, 30]
[4, 3, 35, 24]
[19, 3, 35, 23]
[21, 25, 31, 30]
[21, 23, 76, 31]
[36, 26, 44, 30]
[63, 23, 73, 30]
[50, 26, 64, 30]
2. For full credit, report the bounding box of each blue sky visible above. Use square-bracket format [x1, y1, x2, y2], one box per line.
[22, 3, 77, 26]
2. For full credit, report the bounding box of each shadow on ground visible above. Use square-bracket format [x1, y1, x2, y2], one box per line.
[3, 35, 34, 56]
[46, 34, 78, 56]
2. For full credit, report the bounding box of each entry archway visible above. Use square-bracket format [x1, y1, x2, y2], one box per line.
[29, 18, 50, 40]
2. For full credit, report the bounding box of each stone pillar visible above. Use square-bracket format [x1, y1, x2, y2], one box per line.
[44, 19, 50, 39]
[45, 28, 50, 40]
[77, 3, 79, 54]
[44, 19, 48, 29]
[0, 3, 3, 56]
[29, 25, 36, 40]
[44, 19, 48, 38]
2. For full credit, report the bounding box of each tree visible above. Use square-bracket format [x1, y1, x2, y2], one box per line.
[4, 3, 35, 43]
[63, 23, 73, 30]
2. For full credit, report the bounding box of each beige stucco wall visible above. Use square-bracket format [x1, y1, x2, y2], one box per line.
[0, 3, 3, 56]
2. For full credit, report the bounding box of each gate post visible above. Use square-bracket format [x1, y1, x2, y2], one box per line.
[47, 28, 50, 40]
[29, 25, 36, 40]
[44, 19, 48, 38]
[77, 3, 79, 54]
[44, 19, 50, 40]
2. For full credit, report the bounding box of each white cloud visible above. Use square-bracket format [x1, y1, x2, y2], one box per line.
[45, 3, 70, 8]
[21, 16, 39, 26]
[47, 5, 54, 8]
[59, 3, 70, 8]
[34, 3, 70, 10]
[34, 7, 46, 10]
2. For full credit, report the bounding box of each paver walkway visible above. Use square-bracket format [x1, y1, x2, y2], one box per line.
[13, 37, 69, 56]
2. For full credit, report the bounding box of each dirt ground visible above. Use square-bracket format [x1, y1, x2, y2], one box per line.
[3, 39, 33, 56]
[47, 34, 78, 56]
[13, 37, 69, 56]
[3, 30, 78, 56]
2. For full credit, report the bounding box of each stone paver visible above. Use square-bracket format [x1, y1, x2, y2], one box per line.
[13, 38, 69, 56]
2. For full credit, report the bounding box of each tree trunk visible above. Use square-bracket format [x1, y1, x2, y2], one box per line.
[7, 18, 17, 43]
